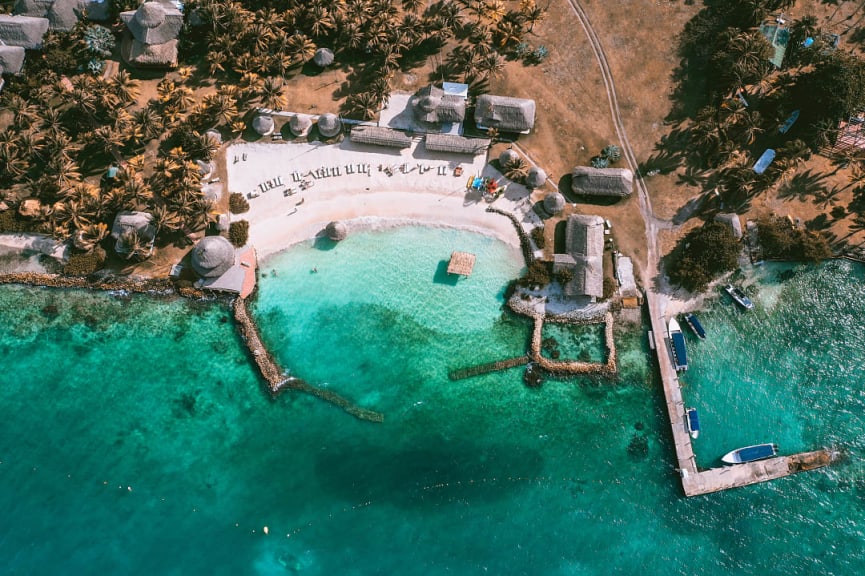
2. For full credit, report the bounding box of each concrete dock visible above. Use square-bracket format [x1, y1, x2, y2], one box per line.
[646, 298, 834, 497]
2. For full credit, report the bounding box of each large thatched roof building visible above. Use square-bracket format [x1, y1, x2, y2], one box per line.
[474, 95, 536, 134]
[191, 235, 235, 278]
[111, 211, 157, 257]
[0, 14, 50, 49]
[0, 45, 26, 75]
[553, 214, 605, 301]
[424, 133, 489, 155]
[570, 167, 633, 197]
[410, 84, 466, 126]
[317, 113, 342, 138]
[14, 0, 82, 31]
[119, 1, 183, 68]
[351, 126, 412, 148]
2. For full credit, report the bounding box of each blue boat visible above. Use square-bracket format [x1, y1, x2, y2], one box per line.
[668, 318, 688, 372]
[685, 408, 700, 439]
[683, 313, 706, 339]
[722, 443, 778, 464]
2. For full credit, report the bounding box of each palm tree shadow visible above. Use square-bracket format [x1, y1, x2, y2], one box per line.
[776, 169, 827, 202]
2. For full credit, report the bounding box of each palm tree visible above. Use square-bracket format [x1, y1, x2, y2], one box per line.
[119, 229, 149, 261]
[504, 156, 528, 181]
[345, 92, 381, 120]
[110, 70, 141, 105]
[207, 50, 228, 75]
[5, 95, 39, 130]
[738, 111, 764, 145]
[286, 33, 317, 63]
[521, 0, 546, 32]
[402, 0, 424, 12]
[74, 222, 110, 253]
[259, 77, 286, 111]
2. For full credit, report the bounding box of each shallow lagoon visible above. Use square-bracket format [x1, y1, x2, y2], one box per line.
[1, 227, 863, 575]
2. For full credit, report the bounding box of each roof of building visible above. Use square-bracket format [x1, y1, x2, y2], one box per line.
[121, 35, 178, 67]
[14, 0, 80, 31]
[350, 126, 412, 148]
[0, 15, 50, 49]
[526, 166, 547, 188]
[317, 113, 342, 138]
[191, 235, 235, 278]
[474, 94, 536, 133]
[570, 166, 633, 197]
[410, 84, 466, 125]
[564, 214, 604, 298]
[252, 114, 275, 136]
[0, 45, 26, 75]
[313, 47, 334, 67]
[424, 133, 489, 155]
[543, 192, 565, 215]
[120, 1, 182, 46]
[111, 211, 156, 255]
[615, 255, 637, 298]
[289, 114, 312, 136]
[447, 251, 476, 276]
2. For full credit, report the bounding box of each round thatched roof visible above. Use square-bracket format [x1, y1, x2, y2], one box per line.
[313, 48, 334, 67]
[191, 236, 235, 278]
[289, 114, 312, 136]
[499, 149, 519, 167]
[135, 2, 166, 28]
[317, 113, 341, 138]
[526, 166, 547, 188]
[543, 192, 565, 215]
[252, 114, 274, 136]
[325, 221, 347, 241]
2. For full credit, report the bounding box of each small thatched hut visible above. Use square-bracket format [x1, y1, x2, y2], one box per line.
[111, 211, 157, 256]
[252, 114, 275, 136]
[325, 221, 347, 241]
[14, 0, 80, 32]
[313, 47, 334, 67]
[543, 192, 565, 215]
[526, 166, 547, 189]
[499, 148, 519, 167]
[119, 1, 183, 68]
[0, 14, 50, 49]
[317, 113, 342, 138]
[0, 45, 26, 74]
[570, 167, 633, 197]
[289, 114, 312, 137]
[191, 235, 235, 278]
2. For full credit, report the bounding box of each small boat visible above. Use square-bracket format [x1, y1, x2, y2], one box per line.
[668, 318, 688, 372]
[683, 313, 706, 339]
[724, 284, 755, 310]
[722, 443, 778, 464]
[685, 407, 700, 439]
[778, 109, 800, 134]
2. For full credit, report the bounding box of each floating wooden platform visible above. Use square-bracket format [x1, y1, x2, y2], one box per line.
[447, 251, 476, 276]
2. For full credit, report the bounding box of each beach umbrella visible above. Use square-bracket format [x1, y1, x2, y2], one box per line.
[526, 166, 547, 189]
[313, 48, 334, 68]
[499, 149, 519, 167]
[191, 235, 235, 278]
[325, 221, 347, 241]
[289, 114, 312, 137]
[252, 114, 275, 136]
[317, 113, 342, 138]
[543, 192, 565, 215]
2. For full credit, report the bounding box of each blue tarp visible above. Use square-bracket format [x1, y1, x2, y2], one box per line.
[753, 149, 776, 174]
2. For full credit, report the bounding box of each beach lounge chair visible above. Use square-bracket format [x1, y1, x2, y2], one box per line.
[346, 164, 355, 174]
[291, 171, 302, 182]
[333, 166, 341, 176]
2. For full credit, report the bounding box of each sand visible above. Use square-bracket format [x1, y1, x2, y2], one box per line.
[224, 139, 541, 260]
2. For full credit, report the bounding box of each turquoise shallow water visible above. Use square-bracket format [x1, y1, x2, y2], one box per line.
[0, 227, 863, 575]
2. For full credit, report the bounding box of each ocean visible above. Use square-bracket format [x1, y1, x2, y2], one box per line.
[0, 226, 862, 575]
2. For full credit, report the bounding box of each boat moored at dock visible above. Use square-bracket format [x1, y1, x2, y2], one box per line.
[724, 284, 755, 310]
[683, 313, 706, 339]
[722, 443, 778, 464]
[668, 318, 688, 371]
[685, 407, 700, 439]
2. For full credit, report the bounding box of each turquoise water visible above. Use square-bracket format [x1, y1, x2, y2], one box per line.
[0, 227, 863, 575]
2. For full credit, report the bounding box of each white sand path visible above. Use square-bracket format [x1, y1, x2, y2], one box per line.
[225, 139, 541, 261]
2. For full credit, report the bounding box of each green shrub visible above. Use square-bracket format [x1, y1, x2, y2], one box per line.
[757, 215, 832, 261]
[229, 220, 249, 247]
[229, 192, 250, 214]
[530, 226, 545, 249]
[603, 277, 618, 299]
[555, 267, 574, 285]
[667, 221, 740, 292]
[0, 211, 30, 233]
[516, 260, 552, 288]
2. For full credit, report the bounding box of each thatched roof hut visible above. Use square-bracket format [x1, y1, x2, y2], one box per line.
[191, 235, 235, 278]
[313, 47, 334, 67]
[289, 114, 312, 136]
[560, 214, 604, 300]
[424, 133, 489, 155]
[409, 84, 466, 125]
[317, 113, 342, 138]
[474, 95, 536, 133]
[543, 192, 565, 215]
[119, 1, 183, 68]
[18, 198, 42, 217]
[570, 167, 633, 197]
[526, 166, 547, 189]
[325, 221, 347, 241]
[0, 45, 26, 74]
[499, 148, 519, 167]
[14, 0, 80, 32]
[0, 14, 50, 49]
[447, 251, 476, 276]
[111, 211, 157, 256]
[351, 126, 412, 148]
[204, 129, 222, 145]
[252, 114, 275, 136]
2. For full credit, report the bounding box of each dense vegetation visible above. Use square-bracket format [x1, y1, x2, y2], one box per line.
[228, 220, 250, 246]
[667, 221, 741, 292]
[757, 215, 832, 260]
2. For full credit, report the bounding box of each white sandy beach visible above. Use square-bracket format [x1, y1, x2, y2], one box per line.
[224, 139, 540, 260]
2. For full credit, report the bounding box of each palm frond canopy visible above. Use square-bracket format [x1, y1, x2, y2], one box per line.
[111, 211, 157, 255]
[191, 235, 235, 278]
[313, 47, 334, 67]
